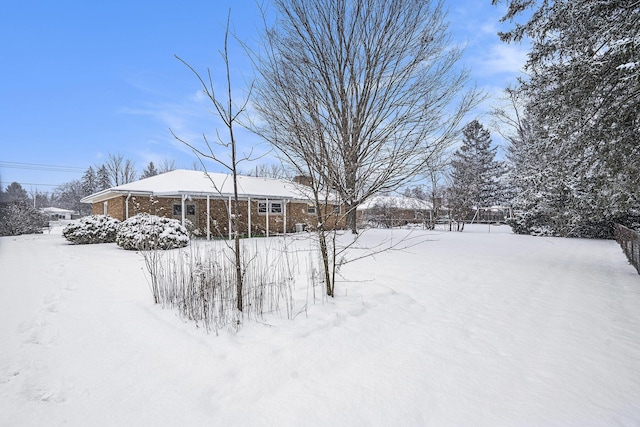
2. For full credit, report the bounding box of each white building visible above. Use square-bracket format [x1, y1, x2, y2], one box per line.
[41, 207, 75, 220]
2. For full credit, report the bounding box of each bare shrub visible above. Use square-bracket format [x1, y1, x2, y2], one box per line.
[143, 239, 297, 333]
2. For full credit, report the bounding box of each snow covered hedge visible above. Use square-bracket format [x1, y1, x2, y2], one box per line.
[0, 202, 48, 236]
[116, 213, 189, 251]
[63, 215, 121, 244]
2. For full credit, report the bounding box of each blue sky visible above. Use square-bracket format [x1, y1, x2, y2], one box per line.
[0, 0, 528, 192]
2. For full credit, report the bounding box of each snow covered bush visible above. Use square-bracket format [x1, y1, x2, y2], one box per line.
[0, 202, 48, 236]
[62, 215, 120, 244]
[116, 213, 189, 251]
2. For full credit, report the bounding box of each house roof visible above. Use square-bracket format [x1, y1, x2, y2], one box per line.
[80, 169, 326, 204]
[357, 195, 433, 211]
[41, 207, 75, 214]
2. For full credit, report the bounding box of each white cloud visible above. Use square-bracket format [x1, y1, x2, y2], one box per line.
[473, 43, 529, 77]
[119, 86, 271, 174]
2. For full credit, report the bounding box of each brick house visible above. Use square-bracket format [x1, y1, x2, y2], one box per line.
[80, 169, 344, 239]
[356, 195, 433, 228]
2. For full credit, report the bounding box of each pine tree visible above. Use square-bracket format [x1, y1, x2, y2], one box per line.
[81, 166, 97, 196]
[140, 161, 159, 179]
[96, 165, 111, 191]
[0, 203, 47, 236]
[449, 121, 505, 229]
[3, 182, 30, 204]
[493, 0, 640, 237]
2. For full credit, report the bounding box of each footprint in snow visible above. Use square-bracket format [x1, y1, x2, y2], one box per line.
[23, 381, 65, 403]
[0, 369, 21, 385]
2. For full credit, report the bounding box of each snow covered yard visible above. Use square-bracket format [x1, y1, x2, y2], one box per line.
[1, 225, 639, 426]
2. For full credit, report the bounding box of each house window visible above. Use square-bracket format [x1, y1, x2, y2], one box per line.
[257, 201, 283, 215]
[173, 204, 196, 216]
[332, 204, 341, 214]
[270, 202, 283, 214]
[307, 203, 316, 214]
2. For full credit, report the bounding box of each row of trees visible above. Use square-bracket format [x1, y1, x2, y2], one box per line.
[5, 156, 177, 215]
[491, 0, 640, 237]
[400, 1, 639, 239]
[0, 155, 177, 235]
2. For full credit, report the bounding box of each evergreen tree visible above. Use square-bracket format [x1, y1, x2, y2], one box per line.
[3, 182, 30, 204]
[96, 165, 111, 191]
[81, 166, 97, 195]
[0, 202, 47, 236]
[140, 161, 159, 179]
[493, 0, 640, 237]
[449, 121, 505, 229]
[506, 120, 574, 236]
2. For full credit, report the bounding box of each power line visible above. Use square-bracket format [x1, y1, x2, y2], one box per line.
[6, 182, 62, 188]
[0, 161, 86, 173]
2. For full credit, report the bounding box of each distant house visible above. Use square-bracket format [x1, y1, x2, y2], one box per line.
[357, 195, 433, 228]
[41, 207, 75, 221]
[80, 169, 344, 239]
[470, 206, 513, 224]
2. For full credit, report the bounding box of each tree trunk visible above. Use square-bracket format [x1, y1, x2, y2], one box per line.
[234, 231, 243, 311]
[346, 202, 358, 234]
[318, 230, 333, 297]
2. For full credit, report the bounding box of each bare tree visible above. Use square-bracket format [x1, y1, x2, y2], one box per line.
[253, 0, 479, 233]
[171, 13, 253, 312]
[247, 162, 291, 179]
[158, 159, 176, 174]
[102, 153, 137, 186]
[55, 179, 92, 215]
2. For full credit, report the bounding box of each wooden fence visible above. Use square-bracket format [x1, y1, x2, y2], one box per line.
[614, 223, 640, 275]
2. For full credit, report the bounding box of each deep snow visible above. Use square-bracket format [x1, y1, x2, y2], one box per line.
[1, 224, 639, 426]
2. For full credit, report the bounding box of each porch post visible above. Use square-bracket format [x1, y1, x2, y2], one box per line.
[207, 194, 211, 241]
[247, 196, 251, 238]
[181, 194, 186, 226]
[228, 195, 232, 240]
[283, 199, 287, 235]
[125, 193, 131, 219]
[266, 197, 269, 238]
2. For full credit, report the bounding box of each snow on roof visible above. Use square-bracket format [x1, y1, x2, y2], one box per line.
[81, 169, 326, 204]
[41, 207, 75, 213]
[357, 195, 433, 211]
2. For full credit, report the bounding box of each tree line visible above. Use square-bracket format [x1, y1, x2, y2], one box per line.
[399, 0, 639, 238]
[0, 155, 177, 216]
[5, 0, 636, 245]
[491, 0, 639, 237]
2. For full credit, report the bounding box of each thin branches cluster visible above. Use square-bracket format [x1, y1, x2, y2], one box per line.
[143, 241, 299, 333]
[254, 0, 479, 233]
